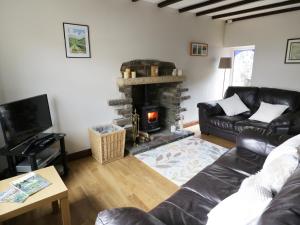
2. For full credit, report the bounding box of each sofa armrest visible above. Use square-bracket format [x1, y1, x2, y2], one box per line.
[95, 208, 166, 225]
[236, 129, 291, 156]
[197, 101, 223, 120]
[268, 112, 294, 134]
[289, 111, 300, 135]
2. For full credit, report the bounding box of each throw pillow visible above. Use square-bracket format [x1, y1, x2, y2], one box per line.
[249, 102, 289, 123]
[280, 133, 300, 148]
[217, 94, 249, 116]
[261, 137, 300, 194]
[206, 174, 272, 225]
[262, 152, 299, 194]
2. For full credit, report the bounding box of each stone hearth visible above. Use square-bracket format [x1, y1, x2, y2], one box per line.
[126, 130, 194, 155]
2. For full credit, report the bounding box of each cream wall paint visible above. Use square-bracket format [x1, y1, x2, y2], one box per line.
[0, 0, 225, 153]
[224, 11, 300, 91]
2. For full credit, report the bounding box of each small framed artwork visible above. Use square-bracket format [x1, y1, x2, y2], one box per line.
[190, 42, 208, 56]
[63, 23, 91, 58]
[285, 38, 300, 64]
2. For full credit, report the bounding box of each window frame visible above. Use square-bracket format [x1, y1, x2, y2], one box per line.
[229, 45, 255, 87]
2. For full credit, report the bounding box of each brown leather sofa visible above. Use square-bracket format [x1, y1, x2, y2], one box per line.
[95, 130, 300, 225]
[198, 87, 300, 141]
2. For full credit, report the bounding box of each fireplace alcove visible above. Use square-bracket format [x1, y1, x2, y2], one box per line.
[108, 65, 193, 155]
[132, 84, 162, 133]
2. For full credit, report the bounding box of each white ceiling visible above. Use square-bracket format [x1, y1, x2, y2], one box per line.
[141, 0, 300, 21]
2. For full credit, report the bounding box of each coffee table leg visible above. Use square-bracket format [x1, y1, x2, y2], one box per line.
[60, 197, 71, 225]
[52, 200, 60, 214]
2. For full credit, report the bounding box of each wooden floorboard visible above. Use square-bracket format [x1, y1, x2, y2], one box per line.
[6, 127, 234, 225]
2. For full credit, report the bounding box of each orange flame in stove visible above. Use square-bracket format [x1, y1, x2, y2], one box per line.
[148, 111, 158, 123]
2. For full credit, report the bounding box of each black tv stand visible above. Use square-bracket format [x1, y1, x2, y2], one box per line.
[21, 134, 56, 154]
[0, 133, 68, 178]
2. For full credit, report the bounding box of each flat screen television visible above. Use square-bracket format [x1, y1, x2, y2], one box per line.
[0, 94, 52, 149]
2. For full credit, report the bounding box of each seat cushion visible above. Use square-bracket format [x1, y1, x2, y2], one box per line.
[150, 188, 216, 225]
[234, 119, 269, 134]
[215, 148, 266, 176]
[208, 115, 247, 131]
[183, 164, 247, 203]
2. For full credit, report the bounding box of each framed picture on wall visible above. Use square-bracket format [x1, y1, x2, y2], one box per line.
[285, 38, 300, 64]
[63, 23, 91, 58]
[190, 42, 208, 56]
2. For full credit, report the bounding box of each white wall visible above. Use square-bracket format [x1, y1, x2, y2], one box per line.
[0, 0, 225, 153]
[224, 11, 300, 91]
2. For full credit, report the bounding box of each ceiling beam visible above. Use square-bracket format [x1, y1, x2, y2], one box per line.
[179, 0, 226, 13]
[213, 0, 300, 19]
[196, 0, 263, 16]
[158, 0, 182, 8]
[227, 6, 300, 22]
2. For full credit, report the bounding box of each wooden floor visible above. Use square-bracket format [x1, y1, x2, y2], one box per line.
[6, 128, 234, 225]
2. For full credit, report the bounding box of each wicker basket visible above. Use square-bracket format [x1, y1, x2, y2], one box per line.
[88, 124, 126, 164]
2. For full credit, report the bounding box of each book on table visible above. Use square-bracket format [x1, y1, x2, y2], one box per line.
[0, 172, 51, 203]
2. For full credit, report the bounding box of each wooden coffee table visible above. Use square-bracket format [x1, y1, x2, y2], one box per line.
[0, 166, 71, 225]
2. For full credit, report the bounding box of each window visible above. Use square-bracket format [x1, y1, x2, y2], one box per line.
[231, 47, 255, 86]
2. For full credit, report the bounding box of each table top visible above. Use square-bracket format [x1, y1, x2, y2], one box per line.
[0, 166, 68, 221]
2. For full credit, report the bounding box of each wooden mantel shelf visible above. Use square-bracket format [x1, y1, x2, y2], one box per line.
[117, 76, 186, 87]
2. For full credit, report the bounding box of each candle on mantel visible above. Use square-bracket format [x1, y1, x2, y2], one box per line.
[124, 71, 130, 79]
[131, 71, 136, 78]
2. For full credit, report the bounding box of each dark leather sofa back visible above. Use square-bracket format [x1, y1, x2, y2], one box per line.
[258, 166, 300, 225]
[225, 87, 259, 112]
[259, 87, 300, 112]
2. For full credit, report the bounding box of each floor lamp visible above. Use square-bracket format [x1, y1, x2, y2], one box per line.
[219, 57, 232, 97]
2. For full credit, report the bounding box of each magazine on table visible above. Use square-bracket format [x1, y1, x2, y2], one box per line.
[0, 186, 28, 203]
[0, 172, 51, 203]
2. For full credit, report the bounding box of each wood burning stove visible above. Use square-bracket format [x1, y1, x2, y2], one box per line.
[140, 105, 160, 132]
[132, 84, 161, 133]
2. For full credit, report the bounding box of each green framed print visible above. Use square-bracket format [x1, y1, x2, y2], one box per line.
[285, 38, 300, 64]
[63, 23, 91, 58]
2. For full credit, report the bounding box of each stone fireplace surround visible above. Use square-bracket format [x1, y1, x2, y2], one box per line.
[108, 63, 193, 155]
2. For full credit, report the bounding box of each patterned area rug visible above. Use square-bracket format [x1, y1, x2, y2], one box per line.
[135, 136, 228, 186]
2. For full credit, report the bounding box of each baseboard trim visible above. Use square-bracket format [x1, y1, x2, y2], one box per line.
[68, 122, 199, 161]
[183, 120, 199, 128]
[68, 149, 92, 161]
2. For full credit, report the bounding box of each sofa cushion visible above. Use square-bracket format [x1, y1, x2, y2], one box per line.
[259, 88, 300, 112]
[183, 164, 246, 203]
[215, 148, 265, 176]
[234, 119, 269, 134]
[206, 176, 272, 225]
[96, 208, 166, 225]
[258, 167, 300, 225]
[225, 87, 259, 112]
[150, 188, 216, 225]
[249, 102, 289, 123]
[208, 115, 247, 131]
[217, 94, 250, 116]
